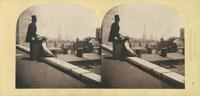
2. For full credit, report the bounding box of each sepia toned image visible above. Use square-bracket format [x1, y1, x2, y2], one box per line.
[1, 0, 200, 95]
[16, 4, 101, 88]
[101, 4, 185, 88]
[15, 3, 185, 89]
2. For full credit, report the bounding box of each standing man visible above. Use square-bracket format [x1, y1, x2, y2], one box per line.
[25, 15, 38, 60]
[108, 15, 120, 58]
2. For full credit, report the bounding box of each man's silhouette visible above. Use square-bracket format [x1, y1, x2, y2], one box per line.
[25, 15, 38, 59]
[108, 15, 120, 58]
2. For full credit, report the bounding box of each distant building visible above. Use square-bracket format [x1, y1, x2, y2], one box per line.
[72, 37, 100, 53]
[130, 25, 159, 48]
[142, 25, 147, 40]
[129, 38, 158, 48]
[46, 39, 72, 48]
[96, 28, 101, 40]
[180, 28, 184, 39]
[173, 39, 184, 48]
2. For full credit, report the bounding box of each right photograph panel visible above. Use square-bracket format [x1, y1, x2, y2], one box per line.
[101, 4, 185, 88]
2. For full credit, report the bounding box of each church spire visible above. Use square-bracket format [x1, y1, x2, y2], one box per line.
[58, 25, 61, 41]
[142, 24, 146, 40]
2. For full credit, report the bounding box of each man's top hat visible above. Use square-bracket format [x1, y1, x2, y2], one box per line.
[31, 15, 37, 21]
[114, 15, 119, 20]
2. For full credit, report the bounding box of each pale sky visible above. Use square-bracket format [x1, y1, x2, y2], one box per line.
[113, 4, 185, 40]
[28, 4, 99, 40]
[21, 4, 184, 41]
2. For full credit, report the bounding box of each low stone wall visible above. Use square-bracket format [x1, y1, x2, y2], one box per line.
[102, 44, 185, 88]
[16, 44, 101, 87]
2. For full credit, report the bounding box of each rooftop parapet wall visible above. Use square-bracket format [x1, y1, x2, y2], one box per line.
[16, 44, 101, 87]
[102, 44, 185, 88]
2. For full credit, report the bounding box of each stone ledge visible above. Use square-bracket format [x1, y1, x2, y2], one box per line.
[162, 72, 185, 85]
[126, 57, 161, 70]
[102, 44, 185, 87]
[16, 44, 101, 85]
[102, 44, 112, 53]
[152, 67, 171, 77]
[16, 45, 30, 53]
[71, 68, 90, 76]
[43, 57, 79, 71]
[126, 56, 184, 87]
[81, 73, 101, 84]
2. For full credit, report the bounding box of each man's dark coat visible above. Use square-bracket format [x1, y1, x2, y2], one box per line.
[25, 23, 37, 42]
[108, 22, 120, 42]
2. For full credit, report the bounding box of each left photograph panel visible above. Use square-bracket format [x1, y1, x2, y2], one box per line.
[16, 4, 102, 88]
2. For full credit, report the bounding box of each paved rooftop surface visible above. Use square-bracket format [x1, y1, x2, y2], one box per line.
[141, 53, 185, 75]
[57, 54, 87, 62]
[141, 54, 171, 62]
[141, 53, 184, 62]
[167, 53, 184, 60]
[57, 53, 101, 75]
[168, 64, 185, 76]
[102, 58, 173, 88]
[57, 53, 100, 62]
[102, 52, 173, 88]
[83, 53, 101, 60]
[16, 49, 91, 88]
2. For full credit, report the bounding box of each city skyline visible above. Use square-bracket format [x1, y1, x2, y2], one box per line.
[104, 4, 185, 41]
[18, 4, 99, 41]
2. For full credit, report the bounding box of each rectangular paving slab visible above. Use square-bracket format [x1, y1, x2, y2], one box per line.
[57, 54, 87, 62]
[83, 53, 101, 60]
[44, 57, 79, 71]
[81, 73, 101, 83]
[162, 72, 185, 84]
[71, 68, 91, 76]
[141, 54, 171, 62]
[127, 57, 161, 70]
[167, 53, 184, 60]
[152, 67, 172, 77]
